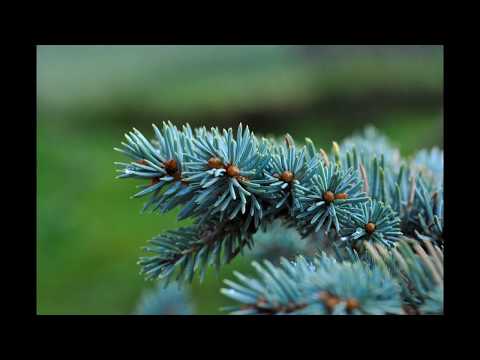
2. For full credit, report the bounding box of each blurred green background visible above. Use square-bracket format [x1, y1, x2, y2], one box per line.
[37, 45, 443, 314]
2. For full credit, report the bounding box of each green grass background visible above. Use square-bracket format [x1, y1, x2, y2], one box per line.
[37, 45, 443, 314]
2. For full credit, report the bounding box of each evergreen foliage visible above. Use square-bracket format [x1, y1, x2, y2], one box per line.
[134, 283, 193, 315]
[221, 238, 442, 315]
[221, 254, 404, 315]
[294, 163, 369, 235]
[339, 199, 402, 249]
[248, 220, 320, 264]
[116, 122, 443, 315]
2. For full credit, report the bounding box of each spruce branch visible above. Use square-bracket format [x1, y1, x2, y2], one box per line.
[221, 253, 403, 315]
[139, 219, 254, 284]
[116, 122, 443, 312]
[114, 122, 193, 214]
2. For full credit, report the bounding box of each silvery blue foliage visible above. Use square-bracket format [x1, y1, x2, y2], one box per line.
[411, 147, 443, 188]
[337, 129, 443, 246]
[116, 123, 443, 315]
[134, 283, 193, 315]
[138, 220, 254, 284]
[260, 135, 320, 219]
[364, 239, 443, 314]
[339, 199, 402, 248]
[341, 126, 402, 170]
[223, 238, 443, 315]
[221, 253, 403, 315]
[295, 163, 369, 235]
[419, 286, 443, 315]
[412, 177, 443, 244]
[391, 170, 443, 245]
[249, 220, 320, 263]
[115, 122, 194, 213]
[220, 256, 317, 315]
[180, 124, 271, 226]
[303, 258, 403, 315]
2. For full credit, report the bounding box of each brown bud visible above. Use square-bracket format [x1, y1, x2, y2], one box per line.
[318, 291, 340, 311]
[323, 191, 335, 203]
[279, 171, 294, 183]
[207, 157, 224, 169]
[226, 164, 240, 177]
[150, 177, 160, 185]
[324, 296, 341, 311]
[335, 192, 348, 200]
[164, 159, 178, 175]
[346, 298, 360, 312]
[365, 222, 376, 234]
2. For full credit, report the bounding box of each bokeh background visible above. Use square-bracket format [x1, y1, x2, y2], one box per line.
[37, 45, 443, 314]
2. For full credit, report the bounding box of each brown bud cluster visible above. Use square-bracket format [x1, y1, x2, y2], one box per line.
[319, 292, 361, 313]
